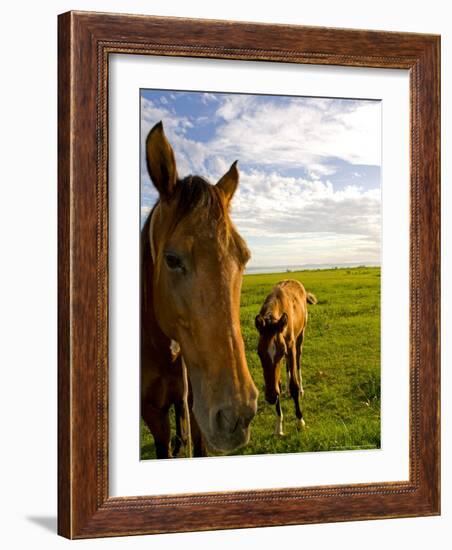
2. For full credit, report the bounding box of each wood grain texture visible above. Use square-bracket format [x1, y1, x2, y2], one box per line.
[57, 10, 72, 538]
[57, 10, 440, 539]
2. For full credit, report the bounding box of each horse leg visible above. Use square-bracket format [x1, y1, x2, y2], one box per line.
[190, 410, 208, 457]
[142, 401, 172, 459]
[173, 401, 188, 457]
[296, 330, 305, 398]
[274, 395, 284, 436]
[287, 345, 306, 430]
[284, 363, 290, 397]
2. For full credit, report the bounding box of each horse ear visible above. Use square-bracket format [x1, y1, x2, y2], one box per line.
[276, 312, 288, 332]
[255, 314, 265, 333]
[216, 160, 239, 205]
[145, 121, 178, 200]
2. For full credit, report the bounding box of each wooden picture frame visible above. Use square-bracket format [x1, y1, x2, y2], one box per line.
[58, 11, 440, 539]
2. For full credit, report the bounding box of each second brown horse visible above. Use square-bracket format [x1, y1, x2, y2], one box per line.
[255, 280, 317, 435]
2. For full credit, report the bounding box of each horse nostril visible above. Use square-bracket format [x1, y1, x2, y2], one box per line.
[216, 408, 239, 434]
[241, 406, 256, 428]
[216, 404, 256, 434]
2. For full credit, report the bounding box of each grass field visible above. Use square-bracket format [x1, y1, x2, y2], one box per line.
[140, 266, 381, 459]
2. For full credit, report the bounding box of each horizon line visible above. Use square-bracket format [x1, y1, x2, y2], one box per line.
[245, 261, 380, 275]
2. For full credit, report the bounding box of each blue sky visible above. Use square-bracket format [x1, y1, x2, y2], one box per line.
[140, 89, 381, 269]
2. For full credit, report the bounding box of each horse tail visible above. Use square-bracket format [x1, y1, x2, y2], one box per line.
[306, 292, 317, 305]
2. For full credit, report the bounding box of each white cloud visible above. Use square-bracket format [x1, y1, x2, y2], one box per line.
[140, 93, 381, 267]
[233, 169, 380, 235]
[230, 168, 380, 267]
[141, 95, 381, 182]
[247, 233, 379, 269]
[216, 95, 255, 121]
[211, 97, 381, 170]
[201, 92, 219, 104]
[141, 95, 380, 184]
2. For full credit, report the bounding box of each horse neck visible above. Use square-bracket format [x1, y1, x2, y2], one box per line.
[141, 209, 170, 352]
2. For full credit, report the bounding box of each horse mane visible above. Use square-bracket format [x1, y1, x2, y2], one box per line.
[141, 208, 156, 324]
[172, 175, 224, 228]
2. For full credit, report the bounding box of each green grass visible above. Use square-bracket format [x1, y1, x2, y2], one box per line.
[141, 266, 381, 459]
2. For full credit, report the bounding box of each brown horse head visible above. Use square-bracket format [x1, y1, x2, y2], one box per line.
[144, 121, 258, 453]
[255, 313, 288, 404]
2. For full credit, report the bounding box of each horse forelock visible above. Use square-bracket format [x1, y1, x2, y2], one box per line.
[173, 176, 223, 225]
[156, 175, 250, 266]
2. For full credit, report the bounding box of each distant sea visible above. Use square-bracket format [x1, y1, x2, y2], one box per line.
[245, 261, 380, 275]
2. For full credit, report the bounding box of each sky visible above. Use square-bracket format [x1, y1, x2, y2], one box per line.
[140, 89, 381, 271]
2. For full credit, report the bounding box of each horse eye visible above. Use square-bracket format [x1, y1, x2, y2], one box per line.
[164, 252, 185, 273]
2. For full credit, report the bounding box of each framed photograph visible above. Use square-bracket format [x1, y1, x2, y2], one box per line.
[58, 11, 440, 538]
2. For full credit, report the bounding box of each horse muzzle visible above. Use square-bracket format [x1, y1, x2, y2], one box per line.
[205, 402, 257, 453]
